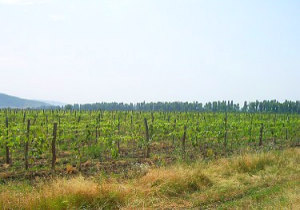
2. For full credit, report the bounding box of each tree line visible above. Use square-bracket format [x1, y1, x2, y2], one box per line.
[62, 100, 300, 113]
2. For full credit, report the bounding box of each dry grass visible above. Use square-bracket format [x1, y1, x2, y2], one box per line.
[139, 166, 212, 196]
[233, 153, 275, 173]
[0, 148, 299, 209]
[0, 176, 129, 209]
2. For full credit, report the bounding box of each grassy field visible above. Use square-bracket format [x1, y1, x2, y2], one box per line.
[0, 147, 299, 209]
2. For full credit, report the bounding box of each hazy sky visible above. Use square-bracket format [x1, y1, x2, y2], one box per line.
[0, 0, 299, 104]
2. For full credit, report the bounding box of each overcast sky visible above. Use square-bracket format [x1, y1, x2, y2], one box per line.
[0, 0, 299, 104]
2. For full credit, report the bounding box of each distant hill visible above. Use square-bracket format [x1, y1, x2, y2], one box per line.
[0, 93, 51, 108]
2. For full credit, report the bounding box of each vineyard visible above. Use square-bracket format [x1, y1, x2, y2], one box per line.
[0, 110, 299, 177]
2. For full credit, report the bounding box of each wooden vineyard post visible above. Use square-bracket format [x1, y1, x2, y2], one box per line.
[272, 114, 277, 145]
[151, 112, 154, 123]
[285, 115, 289, 140]
[25, 119, 30, 170]
[172, 119, 176, 146]
[117, 118, 120, 154]
[95, 126, 98, 144]
[224, 112, 228, 148]
[5, 116, 10, 165]
[259, 123, 264, 146]
[75, 129, 82, 172]
[23, 112, 26, 124]
[52, 123, 58, 170]
[144, 118, 150, 158]
[96, 113, 101, 143]
[285, 125, 288, 140]
[182, 125, 187, 156]
[249, 114, 253, 142]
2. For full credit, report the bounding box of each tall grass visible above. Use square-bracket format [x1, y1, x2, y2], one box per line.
[0, 148, 299, 209]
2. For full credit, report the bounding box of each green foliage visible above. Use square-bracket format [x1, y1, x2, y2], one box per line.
[0, 109, 299, 171]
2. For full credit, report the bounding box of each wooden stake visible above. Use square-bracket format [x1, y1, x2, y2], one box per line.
[5, 116, 10, 165]
[52, 123, 58, 170]
[259, 123, 264, 146]
[182, 125, 187, 156]
[25, 119, 30, 170]
[144, 118, 150, 158]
